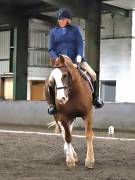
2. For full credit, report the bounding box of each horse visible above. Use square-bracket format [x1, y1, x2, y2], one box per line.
[45, 55, 94, 168]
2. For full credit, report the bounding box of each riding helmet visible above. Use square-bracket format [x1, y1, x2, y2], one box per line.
[57, 8, 72, 19]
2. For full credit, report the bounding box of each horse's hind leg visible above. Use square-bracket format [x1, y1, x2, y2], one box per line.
[84, 111, 95, 168]
[58, 120, 76, 167]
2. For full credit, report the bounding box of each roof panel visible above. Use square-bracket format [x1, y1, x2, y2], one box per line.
[103, 0, 135, 10]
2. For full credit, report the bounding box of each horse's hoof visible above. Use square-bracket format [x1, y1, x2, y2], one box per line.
[85, 160, 94, 169]
[66, 161, 75, 167]
[74, 154, 78, 162]
[66, 156, 76, 167]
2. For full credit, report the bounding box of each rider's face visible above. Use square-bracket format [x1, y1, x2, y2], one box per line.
[58, 18, 71, 27]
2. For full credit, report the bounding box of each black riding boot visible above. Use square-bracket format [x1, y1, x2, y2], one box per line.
[93, 81, 104, 109]
[48, 104, 56, 115]
[47, 86, 57, 115]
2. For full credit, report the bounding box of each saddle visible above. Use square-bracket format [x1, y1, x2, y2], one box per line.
[77, 66, 94, 93]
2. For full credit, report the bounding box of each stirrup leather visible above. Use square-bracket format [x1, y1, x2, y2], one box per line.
[77, 68, 94, 93]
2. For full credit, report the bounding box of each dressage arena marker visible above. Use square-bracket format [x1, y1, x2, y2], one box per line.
[0, 129, 135, 142]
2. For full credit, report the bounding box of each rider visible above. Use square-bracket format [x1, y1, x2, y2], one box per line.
[48, 8, 104, 114]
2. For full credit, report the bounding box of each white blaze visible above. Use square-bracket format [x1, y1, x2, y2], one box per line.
[51, 68, 65, 100]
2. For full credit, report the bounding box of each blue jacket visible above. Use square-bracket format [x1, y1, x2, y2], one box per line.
[48, 25, 84, 63]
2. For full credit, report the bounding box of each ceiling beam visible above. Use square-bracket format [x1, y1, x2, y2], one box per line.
[0, 24, 11, 31]
[29, 14, 56, 23]
[0, 8, 28, 26]
[21, 2, 58, 16]
[0, 3, 20, 24]
[41, 0, 88, 18]
[101, 3, 131, 17]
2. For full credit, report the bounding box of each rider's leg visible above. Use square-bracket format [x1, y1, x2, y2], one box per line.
[47, 86, 57, 114]
[92, 81, 104, 108]
[47, 59, 57, 115]
[80, 62, 104, 109]
[80, 61, 96, 81]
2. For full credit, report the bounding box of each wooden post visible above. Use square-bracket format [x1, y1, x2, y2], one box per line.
[13, 18, 28, 100]
[85, 0, 101, 95]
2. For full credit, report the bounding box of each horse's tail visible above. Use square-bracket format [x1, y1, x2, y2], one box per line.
[47, 121, 56, 128]
[47, 120, 61, 134]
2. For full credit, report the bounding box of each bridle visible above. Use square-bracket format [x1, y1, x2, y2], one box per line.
[52, 65, 72, 93]
[56, 86, 69, 90]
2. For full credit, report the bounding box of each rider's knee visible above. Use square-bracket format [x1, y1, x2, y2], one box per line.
[92, 73, 96, 81]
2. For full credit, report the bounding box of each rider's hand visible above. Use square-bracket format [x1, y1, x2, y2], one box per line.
[76, 55, 82, 63]
[55, 57, 59, 62]
[73, 64, 77, 68]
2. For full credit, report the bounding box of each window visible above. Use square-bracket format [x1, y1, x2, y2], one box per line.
[28, 19, 51, 67]
[0, 30, 10, 74]
[0, 30, 10, 60]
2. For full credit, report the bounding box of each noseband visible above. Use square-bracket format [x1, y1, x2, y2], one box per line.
[56, 86, 69, 90]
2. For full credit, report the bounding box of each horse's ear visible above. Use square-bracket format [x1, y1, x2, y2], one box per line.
[59, 55, 65, 64]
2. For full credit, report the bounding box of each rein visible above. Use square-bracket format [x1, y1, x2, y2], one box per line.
[52, 65, 67, 69]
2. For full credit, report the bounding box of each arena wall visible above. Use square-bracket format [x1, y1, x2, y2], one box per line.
[0, 101, 134, 131]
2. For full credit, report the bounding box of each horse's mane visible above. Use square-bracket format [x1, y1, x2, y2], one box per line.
[59, 55, 80, 81]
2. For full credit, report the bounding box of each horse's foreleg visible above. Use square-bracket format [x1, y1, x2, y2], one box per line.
[69, 120, 78, 161]
[84, 112, 95, 169]
[63, 120, 78, 162]
[58, 120, 76, 167]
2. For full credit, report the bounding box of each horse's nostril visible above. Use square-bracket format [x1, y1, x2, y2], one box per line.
[59, 97, 67, 105]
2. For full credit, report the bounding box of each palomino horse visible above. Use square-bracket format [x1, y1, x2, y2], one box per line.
[45, 55, 94, 168]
